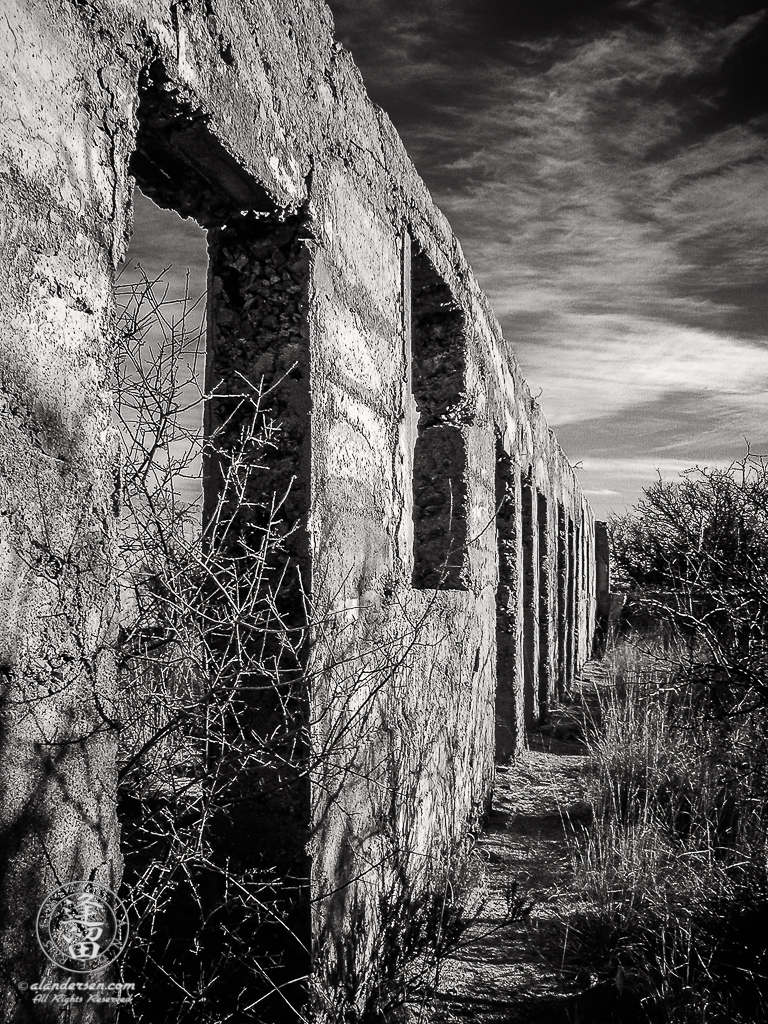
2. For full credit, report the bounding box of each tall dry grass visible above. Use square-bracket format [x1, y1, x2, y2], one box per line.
[563, 635, 768, 1023]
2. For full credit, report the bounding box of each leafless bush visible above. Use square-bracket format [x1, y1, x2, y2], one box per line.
[610, 452, 768, 719]
[566, 447, 768, 1022]
[111, 268, 500, 1023]
[113, 268, 312, 1022]
[561, 636, 768, 1023]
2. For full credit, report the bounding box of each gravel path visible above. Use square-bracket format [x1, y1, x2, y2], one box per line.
[419, 665, 610, 1024]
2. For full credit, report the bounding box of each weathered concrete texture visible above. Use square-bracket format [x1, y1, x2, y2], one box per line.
[0, 0, 598, 1017]
[412, 425, 469, 589]
[0, 2, 125, 1014]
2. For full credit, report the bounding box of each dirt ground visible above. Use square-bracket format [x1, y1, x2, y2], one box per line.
[418, 664, 614, 1024]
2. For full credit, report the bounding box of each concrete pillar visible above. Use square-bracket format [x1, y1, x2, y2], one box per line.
[537, 492, 551, 720]
[0, 31, 121, 1005]
[556, 504, 568, 699]
[494, 444, 524, 759]
[521, 473, 539, 727]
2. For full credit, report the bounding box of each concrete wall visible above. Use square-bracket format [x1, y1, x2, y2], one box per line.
[0, 0, 596, 1016]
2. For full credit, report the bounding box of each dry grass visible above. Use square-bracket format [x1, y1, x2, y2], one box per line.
[560, 635, 768, 1023]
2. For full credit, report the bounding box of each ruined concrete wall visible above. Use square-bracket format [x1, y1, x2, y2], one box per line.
[0, 3, 130, 1011]
[0, 0, 597, 1015]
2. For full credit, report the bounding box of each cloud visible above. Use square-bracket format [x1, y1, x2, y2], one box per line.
[575, 455, 742, 519]
[513, 314, 768, 427]
[580, 456, 733, 478]
[328, 2, 768, 518]
[328, 2, 767, 324]
[124, 5, 768, 519]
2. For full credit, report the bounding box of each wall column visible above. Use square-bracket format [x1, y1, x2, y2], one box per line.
[537, 492, 551, 721]
[495, 445, 524, 759]
[521, 472, 539, 727]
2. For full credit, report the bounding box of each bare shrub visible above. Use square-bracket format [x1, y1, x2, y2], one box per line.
[111, 269, 506, 1023]
[113, 268, 312, 1022]
[609, 453, 768, 719]
[564, 457, 768, 1017]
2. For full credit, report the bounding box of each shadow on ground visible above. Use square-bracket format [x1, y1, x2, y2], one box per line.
[422, 663, 639, 1024]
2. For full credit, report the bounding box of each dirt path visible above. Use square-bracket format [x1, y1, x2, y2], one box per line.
[425, 666, 608, 1023]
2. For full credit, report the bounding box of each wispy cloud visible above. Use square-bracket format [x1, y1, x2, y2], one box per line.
[576, 455, 742, 520]
[515, 313, 768, 426]
[580, 457, 733, 478]
[121, 3, 768, 518]
[328, 0, 768, 512]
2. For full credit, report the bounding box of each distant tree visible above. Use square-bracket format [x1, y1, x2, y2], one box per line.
[609, 452, 768, 716]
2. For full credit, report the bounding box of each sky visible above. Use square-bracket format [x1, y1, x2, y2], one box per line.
[118, 197, 208, 508]
[326, 0, 768, 519]
[125, 0, 768, 520]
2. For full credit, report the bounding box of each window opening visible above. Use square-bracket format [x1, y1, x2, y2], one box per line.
[116, 187, 208, 523]
[556, 503, 568, 699]
[574, 520, 582, 674]
[114, 65, 312, 1019]
[566, 517, 576, 691]
[410, 246, 469, 589]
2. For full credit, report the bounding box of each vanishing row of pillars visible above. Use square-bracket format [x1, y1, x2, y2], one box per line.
[187, 209, 594, 780]
[495, 447, 589, 760]
[406, 240, 594, 762]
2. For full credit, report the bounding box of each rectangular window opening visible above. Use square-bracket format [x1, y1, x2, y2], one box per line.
[115, 70, 313, 1018]
[117, 61, 278, 532]
[410, 245, 470, 589]
[594, 519, 611, 656]
[116, 186, 209, 525]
